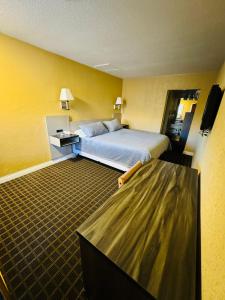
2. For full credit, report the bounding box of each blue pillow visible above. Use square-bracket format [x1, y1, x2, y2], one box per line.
[103, 119, 122, 132]
[79, 122, 108, 137]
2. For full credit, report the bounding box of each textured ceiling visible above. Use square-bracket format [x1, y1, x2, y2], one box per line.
[0, 0, 225, 78]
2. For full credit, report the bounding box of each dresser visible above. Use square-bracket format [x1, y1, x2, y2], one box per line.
[77, 159, 199, 300]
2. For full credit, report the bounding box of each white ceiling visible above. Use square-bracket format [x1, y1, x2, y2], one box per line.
[0, 0, 225, 78]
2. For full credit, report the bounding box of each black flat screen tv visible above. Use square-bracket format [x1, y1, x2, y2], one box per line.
[200, 84, 223, 131]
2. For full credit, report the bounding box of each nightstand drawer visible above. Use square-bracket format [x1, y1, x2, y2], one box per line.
[49, 134, 79, 147]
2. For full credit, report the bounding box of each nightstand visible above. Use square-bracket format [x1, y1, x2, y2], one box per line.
[49, 133, 79, 147]
[121, 124, 129, 129]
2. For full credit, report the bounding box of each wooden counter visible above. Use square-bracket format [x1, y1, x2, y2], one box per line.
[77, 159, 199, 300]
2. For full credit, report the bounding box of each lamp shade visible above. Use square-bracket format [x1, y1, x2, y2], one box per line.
[59, 88, 74, 101]
[116, 97, 122, 105]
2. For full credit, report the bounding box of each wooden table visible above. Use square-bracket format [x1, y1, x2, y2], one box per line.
[77, 159, 199, 300]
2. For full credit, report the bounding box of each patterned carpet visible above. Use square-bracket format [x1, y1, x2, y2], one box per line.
[0, 157, 122, 299]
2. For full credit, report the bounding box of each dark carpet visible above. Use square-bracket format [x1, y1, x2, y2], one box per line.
[0, 157, 122, 299]
[159, 151, 192, 167]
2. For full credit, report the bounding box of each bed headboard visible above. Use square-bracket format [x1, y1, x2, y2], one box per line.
[70, 118, 113, 131]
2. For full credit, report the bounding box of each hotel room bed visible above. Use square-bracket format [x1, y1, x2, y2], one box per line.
[72, 127, 169, 171]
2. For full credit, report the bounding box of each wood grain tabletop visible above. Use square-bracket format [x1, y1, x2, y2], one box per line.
[77, 159, 199, 300]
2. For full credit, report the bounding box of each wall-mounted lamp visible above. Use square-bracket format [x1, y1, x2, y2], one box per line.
[59, 88, 74, 110]
[114, 97, 123, 110]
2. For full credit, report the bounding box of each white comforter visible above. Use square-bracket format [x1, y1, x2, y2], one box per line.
[73, 129, 169, 169]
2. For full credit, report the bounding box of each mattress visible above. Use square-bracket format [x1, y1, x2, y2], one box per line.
[73, 128, 169, 169]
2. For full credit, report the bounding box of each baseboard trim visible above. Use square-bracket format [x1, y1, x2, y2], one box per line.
[0, 154, 75, 184]
[183, 151, 194, 156]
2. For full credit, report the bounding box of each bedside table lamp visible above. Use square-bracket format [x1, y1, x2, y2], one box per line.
[59, 88, 74, 110]
[114, 97, 122, 110]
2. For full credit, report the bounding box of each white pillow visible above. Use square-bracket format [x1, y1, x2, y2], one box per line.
[79, 122, 108, 137]
[74, 129, 86, 138]
[103, 119, 122, 132]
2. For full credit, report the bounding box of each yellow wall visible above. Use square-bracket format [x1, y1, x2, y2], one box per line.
[179, 99, 197, 120]
[0, 33, 122, 176]
[122, 72, 217, 152]
[193, 61, 225, 300]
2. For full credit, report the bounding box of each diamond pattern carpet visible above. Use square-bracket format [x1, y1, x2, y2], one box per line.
[0, 157, 122, 299]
